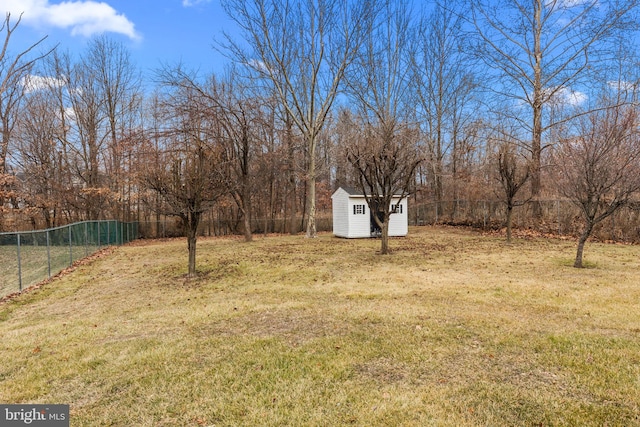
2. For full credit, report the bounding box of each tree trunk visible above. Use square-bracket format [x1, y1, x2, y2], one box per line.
[306, 138, 317, 238]
[531, 142, 542, 219]
[186, 211, 201, 277]
[241, 194, 253, 242]
[187, 228, 197, 277]
[380, 218, 390, 255]
[506, 205, 513, 243]
[243, 210, 252, 242]
[531, 0, 543, 220]
[574, 223, 593, 268]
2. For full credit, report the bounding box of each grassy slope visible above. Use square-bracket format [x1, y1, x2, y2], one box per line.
[0, 226, 639, 426]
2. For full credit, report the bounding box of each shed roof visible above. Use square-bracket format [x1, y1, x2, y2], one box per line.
[341, 186, 363, 196]
[335, 186, 406, 198]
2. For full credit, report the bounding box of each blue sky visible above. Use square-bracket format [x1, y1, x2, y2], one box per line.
[0, 0, 236, 80]
[0, 0, 630, 107]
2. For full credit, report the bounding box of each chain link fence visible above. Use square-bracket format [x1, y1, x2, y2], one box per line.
[136, 200, 640, 242]
[137, 215, 334, 238]
[0, 220, 138, 299]
[409, 199, 640, 241]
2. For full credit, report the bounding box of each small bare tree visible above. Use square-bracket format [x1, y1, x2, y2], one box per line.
[346, 121, 422, 254]
[496, 142, 530, 243]
[344, 0, 422, 255]
[143, 86, 226, 277]
[554, 106, 640, 268]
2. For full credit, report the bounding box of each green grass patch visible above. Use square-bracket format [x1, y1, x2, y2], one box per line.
[1, 227, 639, 426]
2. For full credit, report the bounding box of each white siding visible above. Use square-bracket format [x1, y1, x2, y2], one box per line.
[347, 198, 371, 238]
[331, 187, 408, 239]
[388, 198, 408, 236]
[331, 188, 350, 238]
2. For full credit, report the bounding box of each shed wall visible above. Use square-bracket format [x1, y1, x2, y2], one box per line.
[331, 187, 409, 238]
[388, 198, 408, 236]
[331, 189, 349, 238]
[346, 198, 371, 238]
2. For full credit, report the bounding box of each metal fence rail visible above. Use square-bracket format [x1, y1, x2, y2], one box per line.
[0, 220, 138, 299]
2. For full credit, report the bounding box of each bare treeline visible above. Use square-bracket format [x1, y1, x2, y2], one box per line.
[3, 1, 640, 254]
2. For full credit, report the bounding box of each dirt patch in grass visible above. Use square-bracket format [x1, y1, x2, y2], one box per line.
[354, 357, 412, 384]
[200, 307, 350, 346]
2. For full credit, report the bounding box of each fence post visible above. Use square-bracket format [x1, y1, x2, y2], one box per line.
[68, 225, 73, 266]
[17, 233, 22, 291]
[84, 222, 88, 257]
[46, 230, 51, 278]
[98, 220, 101, 248]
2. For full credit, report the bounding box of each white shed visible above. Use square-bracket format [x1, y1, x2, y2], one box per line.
[331, 187, 408, 238]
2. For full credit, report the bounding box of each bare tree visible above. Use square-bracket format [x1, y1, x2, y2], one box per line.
[143, 86, 226, 276]
[554, 105, 640, 268]
[156, 66, 269, 241]
[411, 3, 478, 213]
[496, 141, 530, 243]
[343, 0, 422, 254]
[281, 108, 300, 235]
[38, 51, 78, 223]
[220, 0, 369, 237]
[62, 50, 109, 220]
[0, 13, 52, 229]
[206, 72, 262, 242]
[471, 0, 639, 217]
[332, 108, 360, 189]
[86, 35, 142, 222]
[14, 88, 65, 228]
[346, 122, 422, 254]
[31, 38, 141, 223]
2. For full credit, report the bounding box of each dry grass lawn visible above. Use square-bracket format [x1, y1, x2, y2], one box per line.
[1, 226, 639, 426]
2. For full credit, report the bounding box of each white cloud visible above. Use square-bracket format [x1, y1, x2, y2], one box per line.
[558, 0, 589, 7]
[21, 74, 65, 93]
[608, 80, 637, 91]
[559, 87, 587, 106]
[64, 106, 75, 119]
[545, 86, 588, 106]
[549, 0, 596, 8]
[182, 0, 211, 6]
[0, 0, 140, 40]
[248, 59, 270, 73]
